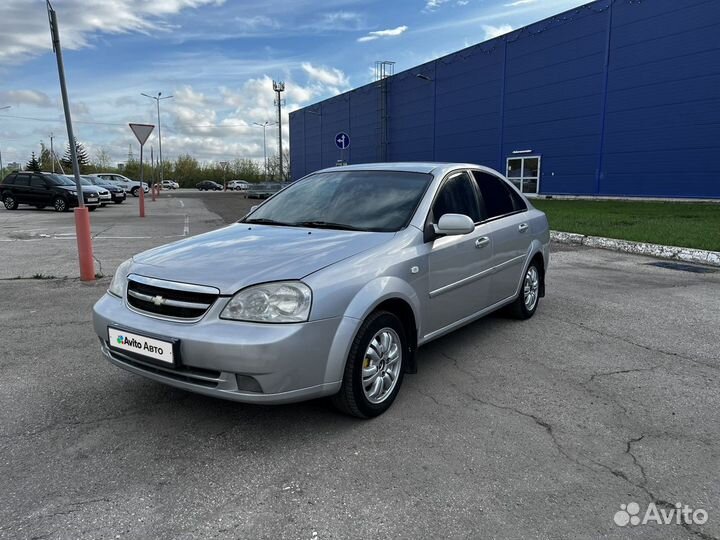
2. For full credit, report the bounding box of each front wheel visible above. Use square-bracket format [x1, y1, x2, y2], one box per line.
[332, 311, 406, 418]
[114, 199, 124, 204]
[131, 187, 139, 197]
[508, 260, 542, 319]
[88, 206, 97, 212]
[53, 197, 68, 212]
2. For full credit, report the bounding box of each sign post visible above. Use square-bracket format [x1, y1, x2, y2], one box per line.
[47, 0, 94, 281]
[335, 131, 350, 165]
[129, 123, 154, 218]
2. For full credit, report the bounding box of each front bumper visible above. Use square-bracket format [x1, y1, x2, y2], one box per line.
[110, 192, 126, 202]
[92, 293, 350, 404]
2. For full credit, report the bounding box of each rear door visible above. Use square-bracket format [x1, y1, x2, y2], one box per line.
[425, 171, 493, 335]
[472, 170, 532, 305]
[11, 174, 32, 203]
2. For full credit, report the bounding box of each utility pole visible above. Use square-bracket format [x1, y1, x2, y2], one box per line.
[141, 92, 173, 190]
[273, 81, 285, 181]
[49, 132, 55, 173]
[0, 106, 10, 179]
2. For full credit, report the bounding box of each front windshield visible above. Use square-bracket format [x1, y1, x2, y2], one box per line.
[47, 174, 75, 186]
[243, 170, 432, 232]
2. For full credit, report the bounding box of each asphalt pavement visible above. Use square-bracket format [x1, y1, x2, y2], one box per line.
[1, 191, 719, 539]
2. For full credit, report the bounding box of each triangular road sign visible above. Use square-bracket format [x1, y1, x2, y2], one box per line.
[129, 123, 155, 145]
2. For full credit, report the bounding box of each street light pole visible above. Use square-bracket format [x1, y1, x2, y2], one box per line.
[141, 92, 173, 197]
[253, 121, 276, 180]
[0, 106, 10, 178]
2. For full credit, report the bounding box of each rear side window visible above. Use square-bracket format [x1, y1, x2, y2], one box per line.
[432, 172, 482, 223]
[472, 171, 522, 219]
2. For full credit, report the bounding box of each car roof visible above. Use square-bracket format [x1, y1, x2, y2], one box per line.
[313, 162, 483, 176]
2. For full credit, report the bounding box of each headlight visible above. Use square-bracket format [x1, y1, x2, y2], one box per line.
[108, 258, 133, 298]
[220, 281, 312, 323]
[69, 190, 77, 195]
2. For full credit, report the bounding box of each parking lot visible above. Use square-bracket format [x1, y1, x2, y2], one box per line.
[1, 191, 719, 539]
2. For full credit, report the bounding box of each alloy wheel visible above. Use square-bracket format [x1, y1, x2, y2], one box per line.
[361, 328, 402, 404]
[523, 266, 539, 311]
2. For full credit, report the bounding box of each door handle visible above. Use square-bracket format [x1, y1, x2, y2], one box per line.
[475, 237, 490, 249]
[518, 223, 529, 233]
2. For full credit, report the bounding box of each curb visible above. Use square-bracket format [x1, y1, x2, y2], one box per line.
[550, 231, 720, 268]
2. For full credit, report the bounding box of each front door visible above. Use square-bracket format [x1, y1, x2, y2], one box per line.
[425, 171, 493, 335]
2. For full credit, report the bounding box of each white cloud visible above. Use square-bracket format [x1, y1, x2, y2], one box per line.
[0, 0, 224, 64]
[0, 90, 54, 108]
[483, 24, 513, 40]
[504, 0, 536, 6]
[301, 63, 350, 88]
[357, 25, 408, 43]
[457, 1, 469, 5]
[425, 0, 450, 10]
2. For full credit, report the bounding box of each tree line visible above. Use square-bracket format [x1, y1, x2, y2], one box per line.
[10, 140, 291, 188]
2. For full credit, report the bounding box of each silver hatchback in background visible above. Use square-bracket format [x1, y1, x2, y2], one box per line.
[93, 163, 549, 417]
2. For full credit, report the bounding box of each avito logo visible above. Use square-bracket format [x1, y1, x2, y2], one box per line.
[117, 335, 143, 350]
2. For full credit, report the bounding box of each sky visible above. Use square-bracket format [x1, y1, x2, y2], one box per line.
[0, 0, 590, 169]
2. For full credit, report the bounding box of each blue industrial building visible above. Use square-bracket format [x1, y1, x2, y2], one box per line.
[289, 0, 720, 198]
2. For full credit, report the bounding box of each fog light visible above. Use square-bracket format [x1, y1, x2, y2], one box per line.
[235, 375, 262, 393]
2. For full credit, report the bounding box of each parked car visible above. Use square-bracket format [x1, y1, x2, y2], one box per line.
[228, 180, 250, 191]
[196, 181, 223, 191]
[65, 175, 112, 207]
[89, 173, 148, 197]
[161, 180, 179, 190]
[93, 163, 549, 417]
[247, 182, 283, 198]
[86, 176, 126, 204]
[1, 171, 100, 212]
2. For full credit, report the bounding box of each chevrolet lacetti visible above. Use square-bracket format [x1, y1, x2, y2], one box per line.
[93, 163, 550, 417]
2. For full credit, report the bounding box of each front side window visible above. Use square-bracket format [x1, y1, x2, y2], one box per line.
[431, 172, 482, 223]
[245, 170, 432, 232]
[30, 175, 47, 188]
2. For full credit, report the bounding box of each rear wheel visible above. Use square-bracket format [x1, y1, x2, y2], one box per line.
[53, 197, 68, 212]
[508, 260, 541, 320]
[332, 311, 406, 418]
[3, 194, 19, 210]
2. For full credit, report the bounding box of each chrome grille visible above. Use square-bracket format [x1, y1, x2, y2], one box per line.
[126, 274, 219, 320]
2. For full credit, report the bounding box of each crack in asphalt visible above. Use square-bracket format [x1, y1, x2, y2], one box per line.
[439, 350, 718, 540]
[546, 315, 719, 372]
[588, 366, 662, 383]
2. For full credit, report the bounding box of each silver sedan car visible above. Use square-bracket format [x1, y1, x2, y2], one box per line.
[93, 163, 549, 417]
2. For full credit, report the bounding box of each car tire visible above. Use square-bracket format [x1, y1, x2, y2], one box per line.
[508, 259, 542, 320]
[131, 187, 139, 197]
[114, 199, 124, 204]
[332, 311, 407, 418]
[53, 197, 68, 212]
[88, 206, 97, 212]
[3, 194, 19, 210]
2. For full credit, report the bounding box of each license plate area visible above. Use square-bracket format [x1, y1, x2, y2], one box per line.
[108, 326, 178, 367]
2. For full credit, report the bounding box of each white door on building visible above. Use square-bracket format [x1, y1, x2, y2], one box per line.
[506, 156, 540, 194]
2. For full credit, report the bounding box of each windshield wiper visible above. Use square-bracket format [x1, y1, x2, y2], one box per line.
[243, 218, 295, 226]
[292, 220, 368, 231]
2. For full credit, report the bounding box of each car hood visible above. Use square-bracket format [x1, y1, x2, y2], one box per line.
[57, 185, 100, 193]
[130, 223, 393, 294]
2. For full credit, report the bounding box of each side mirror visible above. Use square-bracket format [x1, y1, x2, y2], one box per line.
[433, 213, 475, 236]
